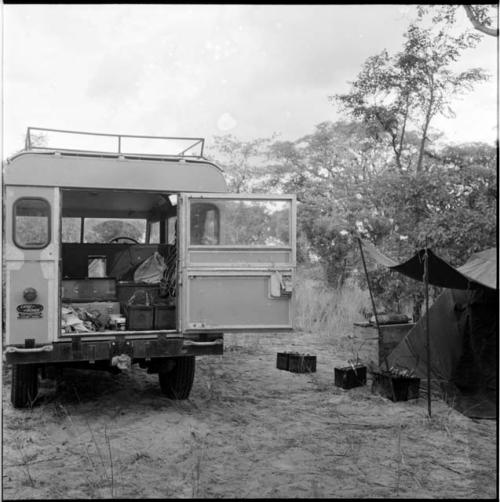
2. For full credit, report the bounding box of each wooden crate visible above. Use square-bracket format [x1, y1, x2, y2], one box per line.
[288, 354, 316, 373]
[276, 352, 290, 370]
[334, 366, 367, 389]
[372, 371, 420, 401]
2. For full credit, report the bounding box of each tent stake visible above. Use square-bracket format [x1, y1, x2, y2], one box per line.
[424, 242, 432, 418]
[357, 237, 389, 372]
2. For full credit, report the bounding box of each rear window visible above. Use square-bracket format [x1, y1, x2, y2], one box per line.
[189, 199, 290, 246]
[83, 218, 146, 243]
[13, 198, 51, 249]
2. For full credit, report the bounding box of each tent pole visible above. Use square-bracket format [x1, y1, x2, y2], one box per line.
[357, 237, 389, 371]
[424, 243, 432, 418]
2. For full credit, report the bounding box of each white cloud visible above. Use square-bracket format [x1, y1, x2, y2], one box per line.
[2, 4, 497, 158]
[217, 113, 237, 132]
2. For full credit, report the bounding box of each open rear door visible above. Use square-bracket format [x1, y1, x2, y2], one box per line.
[179, 194, 296, 332]
[4, 186, 60, 346]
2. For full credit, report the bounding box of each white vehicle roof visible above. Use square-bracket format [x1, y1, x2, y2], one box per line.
[3, 128, 228, 193]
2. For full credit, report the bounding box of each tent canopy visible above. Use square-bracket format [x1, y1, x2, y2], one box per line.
[456, 248, 497, 290]
[360, 239, 498, 419]
[360, 240, 497, 290]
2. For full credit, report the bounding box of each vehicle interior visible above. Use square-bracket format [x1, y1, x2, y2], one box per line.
[60, 188, 179, 334]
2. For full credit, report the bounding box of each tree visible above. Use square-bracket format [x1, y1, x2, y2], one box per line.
[267, 121, 392, 284]
[417, 5, 499, 37]
[463, 5, 498, 37]
[334, 24, 488, 173]
[416, 142, 497, 263]
[356, 141, 497, 313]
[206, 134, 274, 193]
[209, 118, 496, 314]
[332, 50, 412, 171]
[28, 132, 48, 148]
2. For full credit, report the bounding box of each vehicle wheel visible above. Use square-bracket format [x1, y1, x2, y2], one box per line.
[158, 356, 195, 399]
[11, 364, 39, 408]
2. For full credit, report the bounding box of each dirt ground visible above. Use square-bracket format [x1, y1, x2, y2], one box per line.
[2, 330, 498, 499]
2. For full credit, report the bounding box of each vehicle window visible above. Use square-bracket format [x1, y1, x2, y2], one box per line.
[83, 218, 147, 243]
[167, 216, 177, 245]
[62, 217, 82, 243]
[14, 198, 51, 249]
[190, 203, 219, 245]
[190, 199, 290, 246]
[149, 221, 160, 244]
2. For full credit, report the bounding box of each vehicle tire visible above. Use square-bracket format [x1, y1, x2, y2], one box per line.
[158, 356, 195, 399]
[11, 364, 39, 408]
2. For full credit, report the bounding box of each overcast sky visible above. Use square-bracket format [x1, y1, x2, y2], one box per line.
[2, 4, 498, 159]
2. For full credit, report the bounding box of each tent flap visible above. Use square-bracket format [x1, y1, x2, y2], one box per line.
[457, 248, 497, 290]
[360, 240, 497, 291]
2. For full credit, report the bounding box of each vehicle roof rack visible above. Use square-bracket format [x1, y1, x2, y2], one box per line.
[24, 126, 206, 158]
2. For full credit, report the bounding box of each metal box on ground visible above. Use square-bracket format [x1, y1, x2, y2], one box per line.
[154, 305, 175, 329]
[62, 278, 117, 302]
[334, 366, 367, 389]
[288, 353, 316, 373]
[371, 371, 420, 401]
[126, 305, 154, 331]
[276, 352, 290, 370]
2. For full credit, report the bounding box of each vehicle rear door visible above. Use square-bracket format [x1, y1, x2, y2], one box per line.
[178, 194, 296, 332]
[4, 186, 60, 345]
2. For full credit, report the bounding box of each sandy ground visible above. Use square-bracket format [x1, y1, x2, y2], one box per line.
[2, 329, 497, 499]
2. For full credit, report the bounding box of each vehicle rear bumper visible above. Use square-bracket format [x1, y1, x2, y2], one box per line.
[3, 333, 223, 365]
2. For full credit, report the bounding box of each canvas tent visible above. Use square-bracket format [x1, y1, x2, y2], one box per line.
[360, 240, 497, 290]
[360, 241, 498, 419]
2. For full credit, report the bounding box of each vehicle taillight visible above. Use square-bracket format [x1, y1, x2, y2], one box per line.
[23, 287, 38, 302]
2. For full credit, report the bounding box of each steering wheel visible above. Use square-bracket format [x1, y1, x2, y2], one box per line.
[109, 236, 139, 244]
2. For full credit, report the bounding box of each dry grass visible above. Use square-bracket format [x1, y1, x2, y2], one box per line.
[294, 264, 371, 336]
[55, 396, 116, 498]
[3, 329, 497, 499]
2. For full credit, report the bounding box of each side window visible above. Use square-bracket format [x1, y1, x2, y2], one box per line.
[13, 198, 51, 249]
[190, 203, 219, 245]
[149, 221, 160, 244]
[62, 217, 82, 243]
[167, 216, 177, 245]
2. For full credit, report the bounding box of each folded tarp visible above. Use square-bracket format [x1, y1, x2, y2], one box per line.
[360, 239, 497, 291]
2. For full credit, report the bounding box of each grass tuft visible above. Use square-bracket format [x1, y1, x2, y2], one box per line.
[294, 264, 371, 336]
